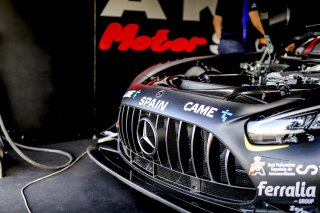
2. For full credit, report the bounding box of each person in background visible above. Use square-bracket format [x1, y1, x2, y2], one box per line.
[213, 0, 269, 54]
[283, 0, 319, 53]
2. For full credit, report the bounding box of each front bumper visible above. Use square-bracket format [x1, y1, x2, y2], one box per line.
[87, 141, 284, 213]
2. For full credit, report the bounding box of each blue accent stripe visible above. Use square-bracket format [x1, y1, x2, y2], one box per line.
[242, 0, 249, 40]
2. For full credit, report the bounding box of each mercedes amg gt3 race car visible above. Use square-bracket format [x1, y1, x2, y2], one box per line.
[88, 34, 320, 212]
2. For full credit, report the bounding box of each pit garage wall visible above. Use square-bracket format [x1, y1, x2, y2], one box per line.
[0, 0, 94, 144]
[95, 0, 218, 133]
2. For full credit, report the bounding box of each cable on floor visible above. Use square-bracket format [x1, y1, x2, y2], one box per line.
[22, 135, 118, 213]
[21, 150, 87, 213]
[0, 113, 73, 170]
[0, 108, 118, 212]
[19, 122, 118, 213]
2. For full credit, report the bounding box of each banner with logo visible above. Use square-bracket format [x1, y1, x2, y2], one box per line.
[95, 0, 217, 131]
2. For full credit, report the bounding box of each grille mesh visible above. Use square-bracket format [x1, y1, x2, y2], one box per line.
[118, 105, 256, 203]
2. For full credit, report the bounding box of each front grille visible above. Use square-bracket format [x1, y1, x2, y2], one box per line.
[117, 105, 256, 203]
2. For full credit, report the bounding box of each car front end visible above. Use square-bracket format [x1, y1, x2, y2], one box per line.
[88, 51, 320, 213]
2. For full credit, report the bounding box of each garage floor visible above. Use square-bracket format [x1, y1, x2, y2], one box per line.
[0, 139, 178, 213]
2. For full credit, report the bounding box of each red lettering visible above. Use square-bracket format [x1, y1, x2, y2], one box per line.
[99, 22, 207, 52]
[185, 37, 207, 52]
[171, 38, 189, 52]
[99, 22, 138, 50]
[131, 36, 151, 51]
[151, 30, 171, 52]
[117, 24, 138, 51]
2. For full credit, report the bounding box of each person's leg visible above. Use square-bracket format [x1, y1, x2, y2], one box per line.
[218, 39, 245, 54]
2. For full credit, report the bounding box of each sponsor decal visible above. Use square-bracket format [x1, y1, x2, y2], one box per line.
[184, 102, 218, 118]
[296, 164, 319, 176]
[249, 156, 320, 177]
[98, 1, 217, 53]
[296, 198, 315, 204]
[257, 181, 316, 198]
[289, 205, 308, 213]
[99, 22, 207, 52]
[267, 162, 295, 176]
[139, 97, 168, 111]
[221, 109, 233, 122]
[249, 156, 266, 176]
[123, 90, 141, 98]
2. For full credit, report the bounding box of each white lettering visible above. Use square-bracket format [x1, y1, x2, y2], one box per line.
[257, 181, 316, 198]
[195, 104, 210, 115]
[183, 102, 193, 111]
[148, 99, 156, 108]
[266, 161, 296, 176]
[101, 0, 166, 19]
[279, 186, 286, 196]
[257, 181, 267, 196]
[286, 186, 295, 197]
[143, 97, 152, 106]
[290, 205, 309, 213]
[189, 103, 199, 112]
[298, 198, 314, 204]
[139, 97, 168, 111]
[273, 185, 280, 196]
[265, 185, 273, 196]
[157, 101, 169, 111]
[184, 102, 218, 118]
[101, 0, 218, 21]
[296, 164, 318, 175]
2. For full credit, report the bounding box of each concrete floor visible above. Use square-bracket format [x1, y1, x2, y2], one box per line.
[0, 139, 178, 213]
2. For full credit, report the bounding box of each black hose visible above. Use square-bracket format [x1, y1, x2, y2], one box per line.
[0, 113, 73, 170]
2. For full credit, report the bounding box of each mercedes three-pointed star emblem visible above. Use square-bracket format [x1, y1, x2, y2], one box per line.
[136, 117, 158, 156]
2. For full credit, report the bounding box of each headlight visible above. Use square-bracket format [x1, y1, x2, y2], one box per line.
[246, 112, 320, 145]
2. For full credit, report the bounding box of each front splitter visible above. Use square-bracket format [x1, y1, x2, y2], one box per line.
[86, 141, 243, 213]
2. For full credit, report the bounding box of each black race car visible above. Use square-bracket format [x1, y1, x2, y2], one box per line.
[88, 35, 320, 212]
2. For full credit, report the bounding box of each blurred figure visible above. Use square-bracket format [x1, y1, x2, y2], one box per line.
[213, 0, 269, 54]
[284, 0, 319, 53]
